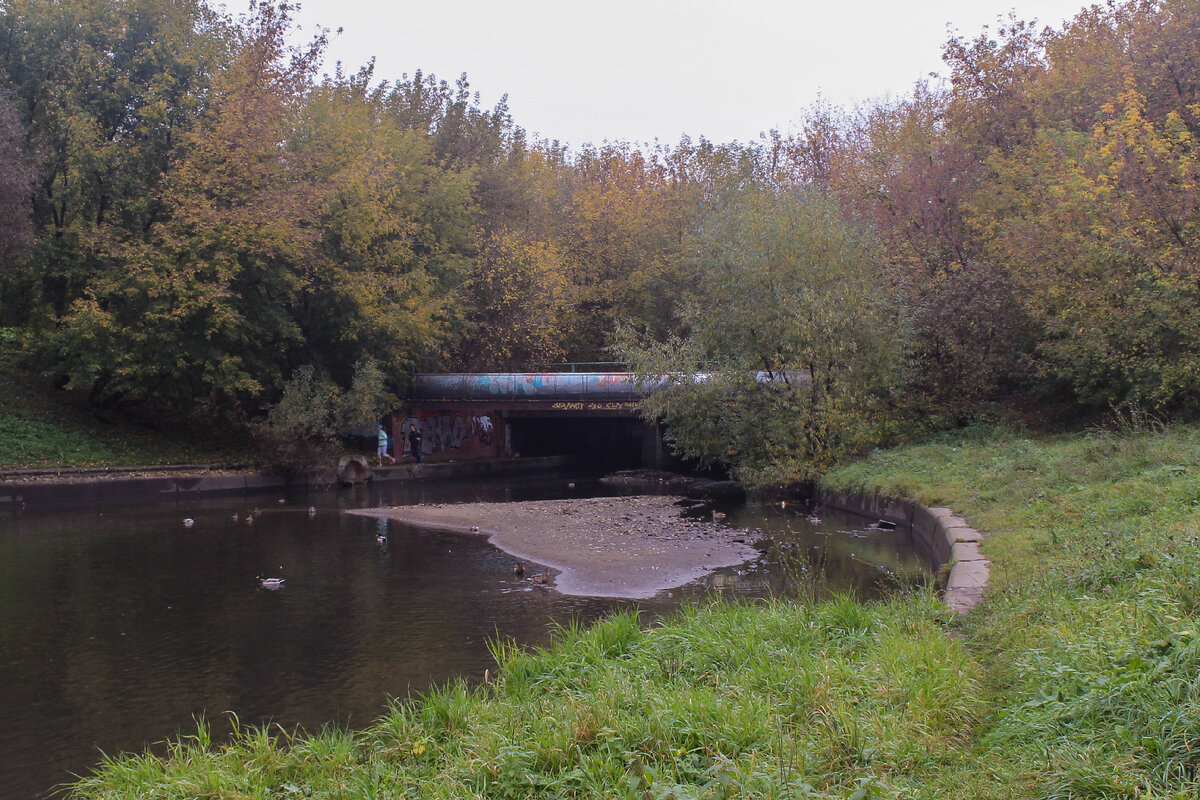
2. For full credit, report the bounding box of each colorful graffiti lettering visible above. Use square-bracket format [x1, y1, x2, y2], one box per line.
[549, 401, 638, 411]
[472, 415, 494, 445]
[399, 413, 495, 454]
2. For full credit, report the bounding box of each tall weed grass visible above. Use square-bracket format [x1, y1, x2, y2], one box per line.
[71, 596, 982, 799]
[826, 423, 1200, 797]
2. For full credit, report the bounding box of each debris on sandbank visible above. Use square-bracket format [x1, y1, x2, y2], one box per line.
[348, 495, 761, 599]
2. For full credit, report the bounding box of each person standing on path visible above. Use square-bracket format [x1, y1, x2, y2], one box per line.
[377, 423, 395, 465]
[408, 424, 423, 464]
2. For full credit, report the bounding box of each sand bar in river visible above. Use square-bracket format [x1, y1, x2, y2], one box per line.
[348, 495, 761, 599]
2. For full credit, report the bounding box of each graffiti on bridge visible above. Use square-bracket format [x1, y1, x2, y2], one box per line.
[472, 414, 494, 445]
[401, 413, 495, 455]
[549, 401, 638, 411]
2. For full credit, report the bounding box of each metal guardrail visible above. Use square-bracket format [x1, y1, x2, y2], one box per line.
[516, 362, 630, 373]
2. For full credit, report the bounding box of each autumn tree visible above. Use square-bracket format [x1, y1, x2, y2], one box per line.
[44, 1, 327, 410]
[298, 64, 476, 384]
[41, 5, 490, 413]
[562, 138, 759, 361]
[452, 229, 570, 369]
[969, 0, 1200, 413]
[830, 87, 1034, 418]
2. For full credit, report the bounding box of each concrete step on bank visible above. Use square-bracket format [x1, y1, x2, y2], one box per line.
[815, 487, 991, 616]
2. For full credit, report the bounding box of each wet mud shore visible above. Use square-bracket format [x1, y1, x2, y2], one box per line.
[349, 495, 762, 599]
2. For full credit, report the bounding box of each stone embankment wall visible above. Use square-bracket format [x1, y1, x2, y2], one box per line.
[815, 488, 990, 614]
[0, 456, 580, 510]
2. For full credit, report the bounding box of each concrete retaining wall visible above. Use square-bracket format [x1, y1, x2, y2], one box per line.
[0, 456, 581, 511]
[815, 487, 990, 614]
[0, 472, 295, 510]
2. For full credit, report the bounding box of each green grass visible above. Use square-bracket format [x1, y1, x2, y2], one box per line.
[71, 597, 980, 799]
[0, 328, 251, 469]
[64, 422, 1200, 799]
[825, 423, 1200, 798]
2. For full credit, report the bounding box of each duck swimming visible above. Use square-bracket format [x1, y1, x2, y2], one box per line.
[257, 573, 285, 589]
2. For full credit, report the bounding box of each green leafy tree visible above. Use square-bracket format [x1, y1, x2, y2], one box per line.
[339, 357, 397, 430]
[616, 186, 905, 485]
[0, 88, 35, 267]
[0, 0, 230, 320]
[44, 1, 325, 410]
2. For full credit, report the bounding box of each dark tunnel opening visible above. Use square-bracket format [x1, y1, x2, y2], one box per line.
[505, 416, 648, 467]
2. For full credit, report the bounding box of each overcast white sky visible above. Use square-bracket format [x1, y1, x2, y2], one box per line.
[284, 0, 1088, 150]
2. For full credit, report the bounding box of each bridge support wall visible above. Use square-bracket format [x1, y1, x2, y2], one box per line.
[642, 422, 666, 469]
[395, 373, 652, 467]
[392, 406, 506, 463]
[390, 402, 650, 468]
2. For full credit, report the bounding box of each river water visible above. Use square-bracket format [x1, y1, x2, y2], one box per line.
[0, 473, 932, 798]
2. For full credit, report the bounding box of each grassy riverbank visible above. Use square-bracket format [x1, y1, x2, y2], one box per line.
[0, 329, 250, 469]
[68, 424, 1200, 798]
[74, 598, 980, 799]
[826, 423, 1200, 798]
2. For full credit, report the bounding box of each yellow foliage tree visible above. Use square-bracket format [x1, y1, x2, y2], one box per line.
[455, 229, 570, 369]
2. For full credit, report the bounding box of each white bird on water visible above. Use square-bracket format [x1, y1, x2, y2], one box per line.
[257, 572, 285, 589]
[183, 518, 194, 527]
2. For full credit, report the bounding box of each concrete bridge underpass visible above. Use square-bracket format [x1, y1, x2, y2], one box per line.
[385, 373, 668, 468]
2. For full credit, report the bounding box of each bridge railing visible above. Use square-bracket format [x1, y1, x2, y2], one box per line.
[515, 361, 630, 374]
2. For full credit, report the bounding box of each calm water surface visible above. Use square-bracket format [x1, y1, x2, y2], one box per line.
[0, 473, 931, 798]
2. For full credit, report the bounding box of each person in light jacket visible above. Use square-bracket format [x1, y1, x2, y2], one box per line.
[377, 423, 395, 465]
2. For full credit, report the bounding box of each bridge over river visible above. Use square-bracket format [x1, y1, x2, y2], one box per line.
[389, 372, 667, 467]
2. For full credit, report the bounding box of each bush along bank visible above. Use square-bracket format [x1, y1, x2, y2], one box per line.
[70, 423, 1200, 799]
